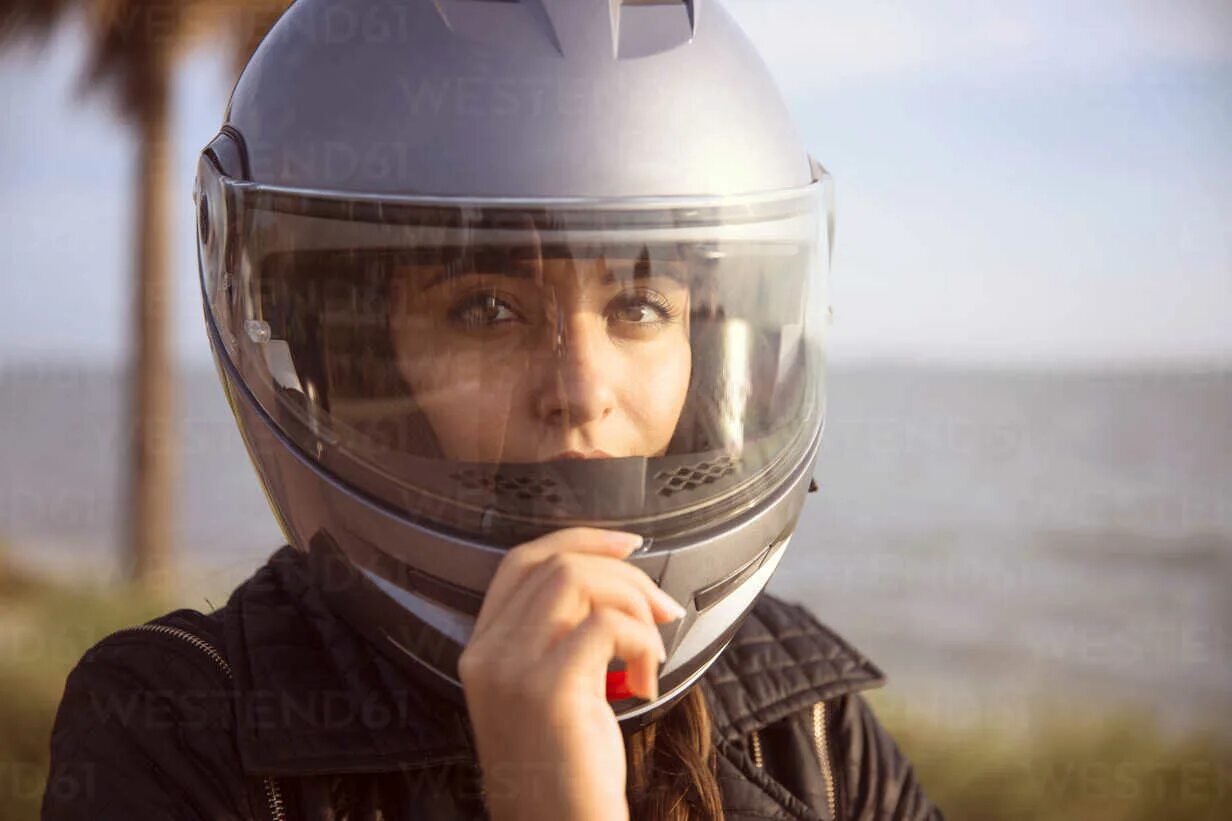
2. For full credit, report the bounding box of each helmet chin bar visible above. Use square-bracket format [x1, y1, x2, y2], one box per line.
[284, 437, 810, 728]
[353, 536, 787, 724]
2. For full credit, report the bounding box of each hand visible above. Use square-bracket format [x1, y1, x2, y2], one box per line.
[459, 528, 686, 821]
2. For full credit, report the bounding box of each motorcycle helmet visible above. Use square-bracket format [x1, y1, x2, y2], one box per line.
[196, 0, 834, 726]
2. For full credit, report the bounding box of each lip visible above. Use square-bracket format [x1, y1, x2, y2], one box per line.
[551, 449, 614, 460]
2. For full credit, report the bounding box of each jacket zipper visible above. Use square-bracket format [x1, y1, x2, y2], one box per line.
[811, 701, 837, 821]
[748, 703, 837, 820]
[111, 624, 289, 821]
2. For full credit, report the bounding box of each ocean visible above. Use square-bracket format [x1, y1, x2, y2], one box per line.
[2, 363, 1228, 735]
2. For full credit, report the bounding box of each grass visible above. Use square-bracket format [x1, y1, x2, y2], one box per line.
[1, 548, 1228, 820]
[869, 692, 1232, 820]
[0, 549, 169, 821]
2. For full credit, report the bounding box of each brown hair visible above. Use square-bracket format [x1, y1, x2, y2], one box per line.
[625, 687, 725, 820]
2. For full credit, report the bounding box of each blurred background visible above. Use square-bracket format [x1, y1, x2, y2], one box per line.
[1, 0, 1229, 818]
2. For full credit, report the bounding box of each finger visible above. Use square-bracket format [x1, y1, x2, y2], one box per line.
[476, 528, 644, 634]
[578, 557, 686, 624]
[547, 607, 666, 702]
[482, 529, 642, 621]
[527, 527, 645, 557]
[478, 553, 666, 658]
[490, 547, 684, 641]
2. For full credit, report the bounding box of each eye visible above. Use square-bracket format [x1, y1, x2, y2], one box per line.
[608, 291, 676, 326]
[614, 303, 661, 323]
[450, 293, 521, 328]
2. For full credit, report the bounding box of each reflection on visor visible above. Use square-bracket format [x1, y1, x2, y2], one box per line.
[197, 156, 830, 543]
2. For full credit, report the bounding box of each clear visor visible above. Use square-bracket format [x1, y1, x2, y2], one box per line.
[196, 155, 832, 546]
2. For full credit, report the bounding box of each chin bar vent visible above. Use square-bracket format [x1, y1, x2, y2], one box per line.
[655, 455, 739, 498]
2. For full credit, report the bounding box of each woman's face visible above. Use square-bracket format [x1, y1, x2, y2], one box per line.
[389, 248, 692, 463]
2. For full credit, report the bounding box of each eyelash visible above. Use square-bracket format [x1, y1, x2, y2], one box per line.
[447, 289, 681, 329]
[609, 290, 680, 325]
[448, 291, 521, 328]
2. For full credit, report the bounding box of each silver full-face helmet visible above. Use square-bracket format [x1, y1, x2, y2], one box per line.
[196, 0, 834, 725]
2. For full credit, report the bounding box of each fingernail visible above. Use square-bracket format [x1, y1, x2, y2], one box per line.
[607, 531, 644, 552]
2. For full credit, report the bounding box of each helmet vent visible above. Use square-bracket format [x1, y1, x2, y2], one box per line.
[451, 469, 564, 504]
[614, 0, 696, 60]
[433, 0, 565, 56]
[655, 455, 739, 497]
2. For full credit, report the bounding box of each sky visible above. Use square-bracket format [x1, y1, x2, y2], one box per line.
[1, 0, 1229, 369]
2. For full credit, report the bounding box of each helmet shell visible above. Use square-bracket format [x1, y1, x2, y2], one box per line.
[226, 0, 811, 197]
[200, 0, 829, 726]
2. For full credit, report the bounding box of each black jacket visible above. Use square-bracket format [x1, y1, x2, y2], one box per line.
[43, 547, 942, 820]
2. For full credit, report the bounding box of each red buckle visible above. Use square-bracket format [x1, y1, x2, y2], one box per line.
[605, 670, 634, 701]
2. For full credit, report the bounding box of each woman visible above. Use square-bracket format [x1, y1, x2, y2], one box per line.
[43, 1, 942, 818]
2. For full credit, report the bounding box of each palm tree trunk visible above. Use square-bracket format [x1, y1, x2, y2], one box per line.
[125, 48, 176, 595]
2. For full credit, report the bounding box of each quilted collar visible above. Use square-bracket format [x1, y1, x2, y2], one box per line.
[703, 596, 885, 743]
[223, 546, 884, 776]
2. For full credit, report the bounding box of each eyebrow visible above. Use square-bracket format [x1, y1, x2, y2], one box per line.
[416, 245, 688, 292]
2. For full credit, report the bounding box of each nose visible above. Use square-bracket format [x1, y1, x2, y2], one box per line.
[533, 311, 617, 429]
